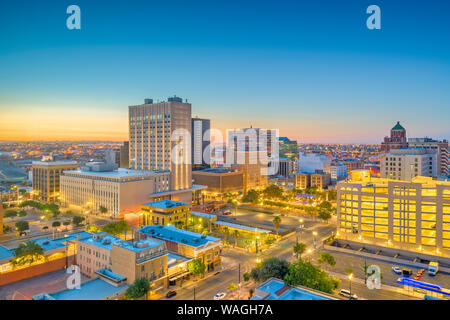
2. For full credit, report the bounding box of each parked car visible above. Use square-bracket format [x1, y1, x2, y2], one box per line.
[223, 211, 232, 216]
[402, 269, 413, 277]
[392, 266, 402, 274]
[214, 292, 226, 300]
[339, 289, 358, 300]
[166, 290, 177, 298]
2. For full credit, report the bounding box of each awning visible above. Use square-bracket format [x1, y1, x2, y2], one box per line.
[169, 271, 191, 281]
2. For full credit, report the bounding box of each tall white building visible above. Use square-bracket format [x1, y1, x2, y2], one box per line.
[129, 97, 192, 191]
[330, 164, 347, 180]
[380, 148, 437, 181]
[408, 138, 449, 176]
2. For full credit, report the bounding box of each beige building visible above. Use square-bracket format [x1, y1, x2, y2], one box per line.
[408, 138, 449, 176]
[60, 168, 170, 218]
[32, 160, 78, 202]
[231, 151, 268, 194]
[295, 171, 331, 190]
[137, 225, 222, 273]
[337, 170, 450, 257]
[129, 97, 192, 192]
[76, 232, 169, 289]
[139, 200, 191, 227]
[380, 148, 437, 181]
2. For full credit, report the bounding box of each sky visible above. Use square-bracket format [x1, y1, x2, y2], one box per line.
[0, 0, 449, 143]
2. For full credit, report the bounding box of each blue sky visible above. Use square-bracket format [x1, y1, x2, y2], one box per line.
[0, 0, 449, 142]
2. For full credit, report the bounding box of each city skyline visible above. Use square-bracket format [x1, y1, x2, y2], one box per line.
[1, 0, 450, 142]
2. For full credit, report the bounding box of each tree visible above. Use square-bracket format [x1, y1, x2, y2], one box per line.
[125, 278, 151, 300]
[187, 259, 206, 278]
[63, 220, 71, 230]
[101, 220, 130, 236]
[293, 242, 306, 259]
[318, 210, 332, 223]
[241, 189, 260, 204]
[52, 221, 61, 228]
[248, 288, 254, 299]
[250, 257, 289, 282]
[222, 227, 229, 244]
[86, 224, 100, 233]
[232, 230, 240, 247]
[99, 205, 108, 215]
[284, 258, 338, 294]
[263, 184, 284, 200]
[15, 220, 29, 232]
[4, 209, 18, 218]
[228, 282, 238, 291]
[72, 215, 85, 227]
[243, 272, 251, 282]
[10, 241, 44, 267]
[272, 216, 281, 235]
[317, 252, 336, 270]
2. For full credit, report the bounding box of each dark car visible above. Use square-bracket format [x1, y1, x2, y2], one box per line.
[166, 290, 177, 298]
[402, 269, 413, 276]
[223, 211, 232, 215]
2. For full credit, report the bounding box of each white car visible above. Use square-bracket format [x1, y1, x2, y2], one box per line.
[392, 266, 402, 274]
[339, 289, 358, 300]
[214, 292, 226, 300]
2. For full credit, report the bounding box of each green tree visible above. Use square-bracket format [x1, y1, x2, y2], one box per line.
[293, 242, 306, 259]
[318, 210, 332, 223]
[250, 257, 289, 282]
[272, 216, 281, 235]
[72, 215, 85, 227]
[263, 184, 284, 200]
[248, 288, 254, 299]
[243, 272, 251, 282]
[232, 230, 240, 247]
[125, 278, 151, 300]
[63, 220, 71, 230]
[10, 241, 44, 266]
[222, 226, 229, 244]
[187, 259, 206, 278]
[228, 282, 238, 291]
[284, 258, 337, 294]
[4, 209, 18, 218]
[99, 205, 108, 215]
[241, 189, 260, 204]
[15, 220, 29, 232]
[317, 252, 336, 270]
[101, 220, 130, 236]
[52, 221, 61, 228]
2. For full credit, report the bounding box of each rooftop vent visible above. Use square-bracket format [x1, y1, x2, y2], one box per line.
[43, 240, 50, 245]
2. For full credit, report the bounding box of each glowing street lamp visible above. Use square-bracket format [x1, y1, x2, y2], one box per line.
[348, 273, 353, 300]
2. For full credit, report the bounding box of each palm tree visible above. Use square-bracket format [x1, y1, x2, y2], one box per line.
[272, 216, 281, 235]
[99, 205, 108, 216]
[293, 242, 306, 259]
[232, 230, 240, 248]
[223, 227, 229, 244]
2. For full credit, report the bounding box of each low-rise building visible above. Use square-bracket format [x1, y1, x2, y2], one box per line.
[139, 200, 191, 227]
[192, 167, 243, 199]
[60, 168, 170, 218]
[137, 225, 222, 273]
[295, 171, 331, 190]
[76, 232, 169, 289]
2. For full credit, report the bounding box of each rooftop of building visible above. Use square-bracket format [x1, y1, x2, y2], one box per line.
[63, 167, 168, 179]
[167, 252, 191, 268]
[31, 160, 78, 166]
[0, 245, 13, 262]
[191, 211, 217, 219]
[33, 278, 129, 300]
[213, 220, 272, 234]
[79, 232, 164, 252]
[251, 278, 338, 300]
[382, 148, 437, 156]
[137, 225, 220, 248]
[141, 200, 190, 209]
[95, 268, 127, 283]
[195, 166, 237, 174]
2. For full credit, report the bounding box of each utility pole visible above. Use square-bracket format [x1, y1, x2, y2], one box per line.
[194, 287, 196, 300]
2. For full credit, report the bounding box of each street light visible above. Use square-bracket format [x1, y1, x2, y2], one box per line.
[312, 231, 318, 249]
[348, 273, 353, 300]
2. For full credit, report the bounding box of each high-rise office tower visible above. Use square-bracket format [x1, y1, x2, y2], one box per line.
[191, 117, 210, 170]
[119, 141, 129, 169]
[129, 97, 192, 191]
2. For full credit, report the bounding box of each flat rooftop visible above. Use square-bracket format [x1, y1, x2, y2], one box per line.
[32, 160, 77, 166]
[213, 220, 272, 234]
[196, 167, 236, 174]
[79, 232, 164, 252]
[63, 168, 168, 179]
[33, 278, 129, 300]
[138, 225, 220, 248]
[142, 199, 190, 209]
[191, 211, 216, 219]
[252, 278, 338, 300]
